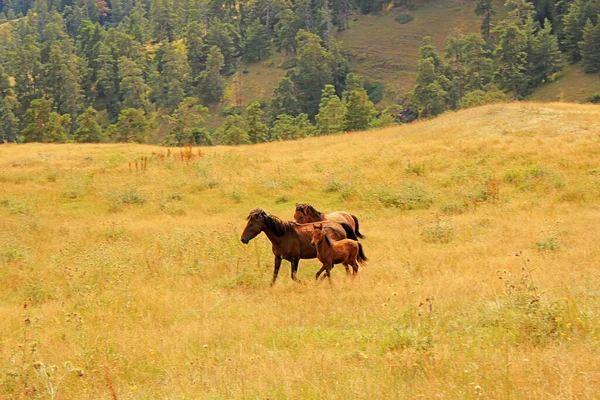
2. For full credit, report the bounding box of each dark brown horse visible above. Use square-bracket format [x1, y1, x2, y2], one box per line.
[311, 223, 367, 281]
[294, 203, 365, 239]
[240, 208, 357, 285]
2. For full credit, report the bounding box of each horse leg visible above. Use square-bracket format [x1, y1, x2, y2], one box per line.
[315, 264, 326, 280]
[342, 262, 351, 276]
[271, 255, 282, 286]
[291, 258, 302, 284]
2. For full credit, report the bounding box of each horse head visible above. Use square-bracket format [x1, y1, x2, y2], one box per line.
[311, 223, 324, 246]
[241, 208, 267, 244]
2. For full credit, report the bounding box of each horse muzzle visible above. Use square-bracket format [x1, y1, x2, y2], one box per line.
[241, 237, 249, 244]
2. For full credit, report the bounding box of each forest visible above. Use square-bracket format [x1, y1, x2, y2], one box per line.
[0, 0, 599, 145]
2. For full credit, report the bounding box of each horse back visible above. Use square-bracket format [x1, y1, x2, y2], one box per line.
[326, 212, 356, 230]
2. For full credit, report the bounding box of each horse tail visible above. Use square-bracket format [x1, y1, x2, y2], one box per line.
[357, 242, 368, 265]
[340, 223, 358, 241]
[351, 214, 365, 239]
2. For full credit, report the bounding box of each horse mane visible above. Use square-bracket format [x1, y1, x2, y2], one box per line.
[248, 208, 294, 237]
[305, 204, 325, 220]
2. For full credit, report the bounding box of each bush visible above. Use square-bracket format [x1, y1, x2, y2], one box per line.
[395, 14, 414, 24]
[588, 93, 600, 104]
[367, 81, 385, 104]
[220, 105, 243, 116]
[280, 58, 297, 70]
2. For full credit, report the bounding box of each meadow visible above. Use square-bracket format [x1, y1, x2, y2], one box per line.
[1, 102, 600, 398]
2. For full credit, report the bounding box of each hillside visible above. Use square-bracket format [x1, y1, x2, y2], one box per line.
[2, 102, 600, 398]
[529, 64, 600, 103]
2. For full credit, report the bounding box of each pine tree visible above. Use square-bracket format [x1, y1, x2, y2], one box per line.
[214, 115, 249, 145]
[206, 18, 241, 71]
[95, 41, 121, 120]
[493, 20, 529, 98]
[163, 97, 209, 145]
[269, 77, 299, 124]
[153, 43, 190, 112]
[22, 98, 71, 143]
[274, 9, 298, 54]
[343, 89, 374, 131]
[475, 0, 495, 38]
[316, 84, 345, 134]
[580, 19, 600, 73]
[562, 0, 585, 62]
[243, 19, 271, 62]
[270, 113, 314, 141]
[74, 106, 104, 142]
[0, 97, 20, 143]
[118, 56, 151, 111]
[246, 101, 268, 143]
[112, 108, 152, 143]
[292, 30, 334, 118]
[197, 46, 225, 104]
[150, 0, 176, 42]
[530, 19, 562, 85]
[185, 21, 209, 77]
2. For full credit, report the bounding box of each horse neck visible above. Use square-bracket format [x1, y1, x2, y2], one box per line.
[260, 217, 290, 247]
[308, 208, 325, 221]
[316, 234, 332, 260]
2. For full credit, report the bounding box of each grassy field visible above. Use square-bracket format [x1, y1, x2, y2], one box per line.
[1, 102, 600, 398]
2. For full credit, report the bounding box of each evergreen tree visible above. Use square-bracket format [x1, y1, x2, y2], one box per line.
[22, 98, 71, 143]
[246, 101, 268, 143]
[112, 108, 152, 143]
[292, 30, 333, 118]
[269, 77, 300, 124]
[274, 9, 298, 54]
[206, 18, 241, 71]
[153, 42, 190, 112]
[123, 0, 150, 43]
[343, 89, 374, 131]
[316, 84, 345, 134]
[580, 19, 600, 73]
[213, 115, 250, 145]
[45, 41, 84, 119]
[118, 56, 151, 111]
[562, 0, 585, 62]
[530, 19, 562, 85]
[163, 97, 209, 145]
[9, 33, 42, 108]
[270, 113, 314, 141]
[244, 19, 271, 62]
[197, 46, 225, 104]
[95, 41, 121, 120]
[0, 97, 20, 143]
[475, 0, 495, 38]
[0, 65, 11, 99]
[493, 21, 529, 98]
[185, 21, 209, 77]
[74, 106, 104, 142]
[150, 0, 176, 42]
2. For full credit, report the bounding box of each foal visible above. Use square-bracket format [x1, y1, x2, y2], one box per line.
[310, 223, 367, 280]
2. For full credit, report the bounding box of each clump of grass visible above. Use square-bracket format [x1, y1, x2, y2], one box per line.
[405, 161, 425, 176]
[439, 201, 468, 215]
[536, 237, 560, 251]
[324, 175, 351, 193]
[121, 189, 146, 205]
[395, 14, 414, 24]
[374, 183, 433, 210]
[420, 220, 454, 243]
[275, 195, 289, 204]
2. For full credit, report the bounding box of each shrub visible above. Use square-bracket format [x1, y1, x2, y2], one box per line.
[395, 14, 414, 24]
[367, 81, 385, 104]
[280, 58, 297, 70]
[420, 221, 454, 244]
[220, 105, 243, 116]
[588, 93, 600, 104]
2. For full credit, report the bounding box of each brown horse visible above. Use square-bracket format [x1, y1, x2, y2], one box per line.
[240, 208, 357, 285]
[311, 223, 368, 281]
[294, 203, 364, 239]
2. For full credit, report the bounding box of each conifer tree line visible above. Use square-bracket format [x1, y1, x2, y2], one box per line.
[0, 0, 599, 144]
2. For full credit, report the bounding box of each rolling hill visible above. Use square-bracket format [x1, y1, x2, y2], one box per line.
[1, 102, 600, 398]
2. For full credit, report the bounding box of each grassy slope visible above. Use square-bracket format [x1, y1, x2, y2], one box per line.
[337, 0, 485, 97]
[529, 64, 600, 103]
[2, 102, 600, 398]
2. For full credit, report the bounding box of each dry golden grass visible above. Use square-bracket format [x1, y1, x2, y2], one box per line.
[1, 102, 600, 399]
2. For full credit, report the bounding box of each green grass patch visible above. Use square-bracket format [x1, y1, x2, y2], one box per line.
[394, 14, 414, 24]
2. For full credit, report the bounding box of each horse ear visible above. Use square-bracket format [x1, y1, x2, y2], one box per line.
[303, 204, 309, 212]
